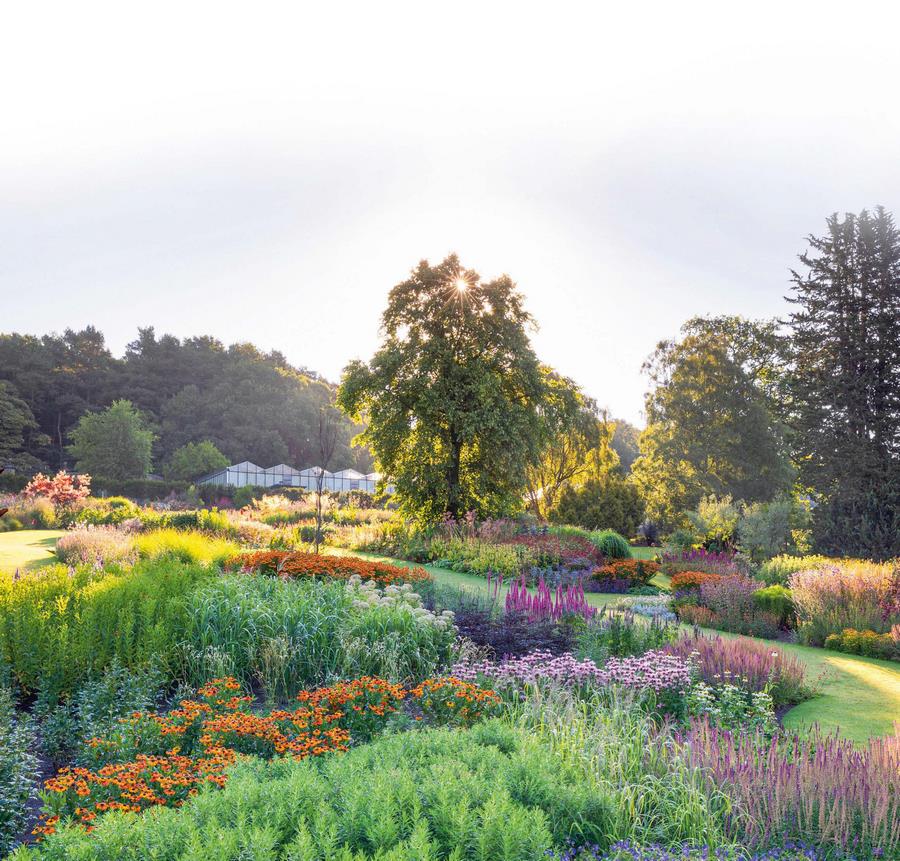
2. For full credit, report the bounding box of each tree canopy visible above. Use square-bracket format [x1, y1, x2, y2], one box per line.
[338, 255, 548, 522]
[68, 400, 155, 480]
[785, 207, 900, 558]
[632, 316, 794, 526]
[163, 440, 230, 481]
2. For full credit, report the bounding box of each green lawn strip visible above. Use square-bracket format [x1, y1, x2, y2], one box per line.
[0, 529, 65, 573]
[326, 546, 899, 742]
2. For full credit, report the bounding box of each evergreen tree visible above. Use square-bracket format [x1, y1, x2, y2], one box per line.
[786, 207, 900, 558]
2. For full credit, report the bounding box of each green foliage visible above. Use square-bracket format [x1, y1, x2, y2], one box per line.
[589, 529, 632, 559]
[524, 370, 600, 520]
[428, 536, 529, 578]
[177, 575, 453, 699]
[0, 559, 216, 699]
[132, 529, 239, 565]
[786, 208, 900, 561]
[163, 440, 229, 481]
[0, 381, 41, 469]
[68, 400, 155, 480]
[576, 612, 675, 662]
[37, 661, 164, 766]
[610, 419, 641, 473]
[752, 585, 795, 628]
[736, 497, 806, 562]
[0, 686, 37, 856]
[338, 255, 547, 523]
[685, 495, 739, 552]
[758, 554, 830, 586]
[11, 722, 617, 860]
[72, 496, 140, 526]
[824, 628, 898, 661]
[549, 478, 644, 537]
[632, 317, 793, 527]
[0, 327, 372, 475]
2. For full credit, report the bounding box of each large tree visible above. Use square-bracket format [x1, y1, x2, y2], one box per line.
[632, 316, 793, 526]
[0, 382, 44, 469]
[786, 207, 900, 558]
[338, 255, 547, 522]
[68, 400, 155, 480]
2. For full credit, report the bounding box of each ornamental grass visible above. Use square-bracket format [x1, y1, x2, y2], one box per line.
[676, 718, 900, 858]
[228, 550, 430, 586]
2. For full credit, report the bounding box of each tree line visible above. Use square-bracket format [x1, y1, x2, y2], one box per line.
[0, 327, 372, 479]
[339, 208, 900, 559]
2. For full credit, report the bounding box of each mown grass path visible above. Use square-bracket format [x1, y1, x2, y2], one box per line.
[1, 532, 896, 742]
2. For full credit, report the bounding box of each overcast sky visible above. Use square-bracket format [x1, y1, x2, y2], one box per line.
[3, 1, 900, 424]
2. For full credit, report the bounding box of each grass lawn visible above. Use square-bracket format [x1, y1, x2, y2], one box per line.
[0, 529, 64, 573]
[328, 547, 899, 743]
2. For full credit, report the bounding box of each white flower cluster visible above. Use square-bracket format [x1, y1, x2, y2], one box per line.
[346, 575, 456, 631]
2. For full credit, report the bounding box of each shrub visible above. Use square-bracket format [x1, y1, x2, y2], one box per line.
[132, 529, 239, 566]
[675, 604, 717, 627]
[54, 526, 136, 566]
[589, 529, 632, 559]
[592, 559, 659, 591]
[670, 570, 722, 592]
[20, 722, 613, 860]
[789, 561, 897, 645]
[229, 549, 430, 586]
[1, 495, 57, 530]
[736, 498, 803, 563]
[823, 628, 898, 661]
[698, 574, 780, 638]
[407, 677, 502, 727]
[676, 719, 899, 858]
[452, 607, 576, 657]
[0, 687, 37, 855]
[504, 533, 603, 569]
[758, 554, 830, 586]
[752, 585, 795, 629]
[685, 495, 739, 552]
[664, 634, 811, 707]
[23, 472, 91, 508]
[163, 441, 229, 481]
[548, 476, 645, 537]
[71, 497, 140, 526]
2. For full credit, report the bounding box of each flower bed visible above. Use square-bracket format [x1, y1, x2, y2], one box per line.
[36, 674, 499, 837]
[228, 550, 430, 586]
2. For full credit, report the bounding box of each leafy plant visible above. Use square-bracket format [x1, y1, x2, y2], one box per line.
[0, 687, 37, 855]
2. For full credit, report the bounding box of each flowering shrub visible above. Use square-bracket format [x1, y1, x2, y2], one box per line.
[789, 561, 898, 645]
[674, 604, 716, 627]
[676, 718, 900, 858]
[229, 550, 430, 586]
[670, 570, 722, 592]
[345, 574, 455, 632]
[824, 627, 898, 661]
[693, 574, 781, 638]
[406, 677, 502, 727]
[664, 634, 811, 706]
[297, 676, 406, 741]
[505, 573, 596, 621]
[23, 471, 91, 507]
[592, 558, 659, 590]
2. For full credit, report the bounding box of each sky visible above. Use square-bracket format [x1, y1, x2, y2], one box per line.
[3, 1, 900, 425]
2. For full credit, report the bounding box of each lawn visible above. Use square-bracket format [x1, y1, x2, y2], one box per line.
[328, 547, 900, 743]
[0, 529, 64, 573]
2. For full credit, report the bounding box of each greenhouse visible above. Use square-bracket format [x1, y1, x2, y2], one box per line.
[198, 462, 385, 493]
